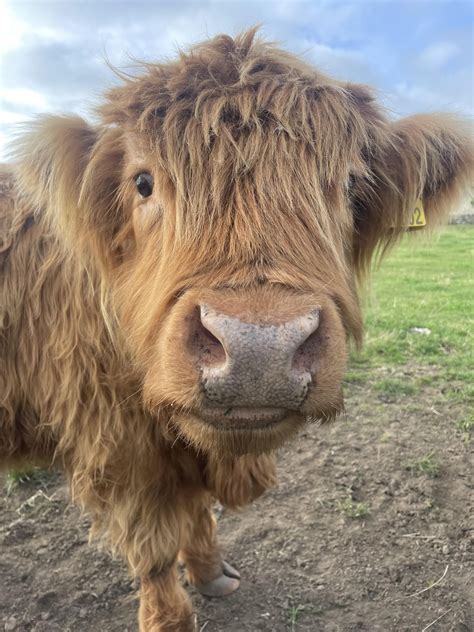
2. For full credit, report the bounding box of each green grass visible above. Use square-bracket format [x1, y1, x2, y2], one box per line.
[407, 452, 441, 478]
[351, 226, 473, 401]
[457, 414, 474, 434]
[456, 411, 474, 444]
[285, 603, 329, 629]
[374, 378, 418, 399]
[4, 466, 53, 496]
[338, 497, 370, 519]
[287, 604, 305, 630]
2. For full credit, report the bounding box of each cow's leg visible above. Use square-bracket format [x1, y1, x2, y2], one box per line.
[180, 493, 240, 598]
[139, 563, 197, 632]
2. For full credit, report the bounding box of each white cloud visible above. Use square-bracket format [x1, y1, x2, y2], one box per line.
[385, 71, 473, 118]
[1, 88, 51, 111]
[0, 2, 72, 54]
[0, 3, 29, 53]
[418, 42, 460, 69]
[295, 40, 375, 84]
[0, 111, 32, 125]
[0, 90, 52, 157]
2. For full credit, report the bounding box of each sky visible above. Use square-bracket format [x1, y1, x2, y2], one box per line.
[0, 0, 473, 159]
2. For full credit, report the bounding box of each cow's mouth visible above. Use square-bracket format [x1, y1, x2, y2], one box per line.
[197, 406, 289, 430]
[171, 405, 308, 454]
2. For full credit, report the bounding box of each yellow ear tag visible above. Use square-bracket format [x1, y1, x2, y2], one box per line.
[409, 199, 426, 230]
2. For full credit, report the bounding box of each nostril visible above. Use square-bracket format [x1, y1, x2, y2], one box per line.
[292, 310, 320, 373]
[187, 306, 226, 368]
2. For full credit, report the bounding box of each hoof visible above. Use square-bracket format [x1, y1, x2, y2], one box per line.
[195, 561, 241, 598]
[222, 560, 240, 580]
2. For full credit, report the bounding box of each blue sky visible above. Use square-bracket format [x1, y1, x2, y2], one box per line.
[1, 0, 473, 159]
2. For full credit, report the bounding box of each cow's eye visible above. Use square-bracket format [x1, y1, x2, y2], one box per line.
[135, 172, 154, 198]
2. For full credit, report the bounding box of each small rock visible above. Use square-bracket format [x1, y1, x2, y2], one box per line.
[36, 590, 57, 612]
[4, 616, 18, 631]
[389, 477, 401, 490]
[410, 327, 431, 335]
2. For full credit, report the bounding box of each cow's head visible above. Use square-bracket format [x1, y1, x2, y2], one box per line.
[16, 30, 472, 455]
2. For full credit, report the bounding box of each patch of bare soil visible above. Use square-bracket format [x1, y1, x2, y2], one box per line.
[1, 386, 473, 632]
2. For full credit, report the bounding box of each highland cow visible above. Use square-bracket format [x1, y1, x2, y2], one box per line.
[0, 29, 472, 631]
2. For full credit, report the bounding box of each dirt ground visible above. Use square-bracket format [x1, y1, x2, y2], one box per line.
[1, 374, 473, 632]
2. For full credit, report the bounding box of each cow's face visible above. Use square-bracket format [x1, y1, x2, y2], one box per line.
[16, 31, 472, 455]
[112, 116, 358, 453]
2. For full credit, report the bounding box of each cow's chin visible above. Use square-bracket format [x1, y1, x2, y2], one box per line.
[168, 404, 340, 456]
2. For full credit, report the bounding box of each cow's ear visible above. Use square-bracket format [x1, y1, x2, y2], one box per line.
[14, 115, 125, 268]
[352, 113, 473, 274]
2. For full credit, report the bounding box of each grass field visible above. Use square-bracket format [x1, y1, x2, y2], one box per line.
[348, 225, 473, 430]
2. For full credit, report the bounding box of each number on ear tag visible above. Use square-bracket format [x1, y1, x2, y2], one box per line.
[409, 199, 426, 230]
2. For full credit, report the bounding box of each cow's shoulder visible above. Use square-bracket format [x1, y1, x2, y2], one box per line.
[0, 165, 17, 259]
[0, 164, 16, 208]
[0, 164, 37, 265]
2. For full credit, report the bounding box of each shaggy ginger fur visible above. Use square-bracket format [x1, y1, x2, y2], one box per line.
[1, 29, 472, 631]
